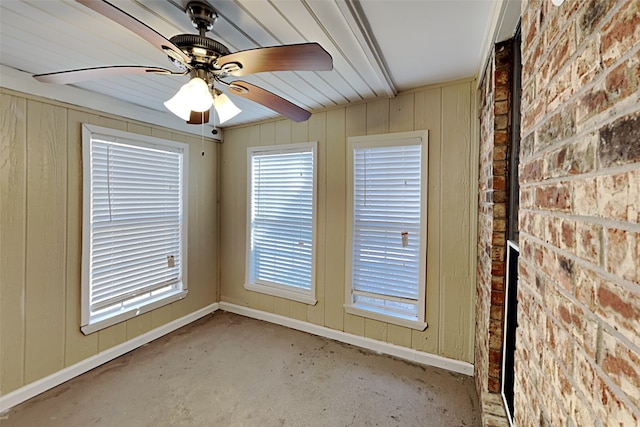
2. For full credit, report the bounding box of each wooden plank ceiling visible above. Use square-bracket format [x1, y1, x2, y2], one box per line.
[0, 0, 496, 130]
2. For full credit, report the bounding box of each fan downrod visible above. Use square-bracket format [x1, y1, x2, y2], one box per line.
[186, 1, 218, 34]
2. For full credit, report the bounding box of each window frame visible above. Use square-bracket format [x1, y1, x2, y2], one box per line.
[244, 141, 318, 305]
[81, 124, 188, 335]
[345, 130, 428, 330]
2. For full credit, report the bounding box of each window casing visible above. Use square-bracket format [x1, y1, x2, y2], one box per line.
[81, 124, 188, 334]
[245, 142, 317, 305]
[345, 130, 428, 330]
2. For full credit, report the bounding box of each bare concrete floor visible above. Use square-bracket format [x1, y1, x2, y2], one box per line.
[1, 312, 480, 427]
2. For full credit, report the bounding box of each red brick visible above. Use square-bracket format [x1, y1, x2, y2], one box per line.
[598, 111, 640, 168]
[574, 266, 600, 311]
[572, 177, 598, 217]
[597, 172, 630, 222]
[594, 372, 640, 425]
[493, 176, 507, 191]
[521, 157, 543, 183]
[604, 228, 638, 283]
[600, 1, 640, 67]
[597, 281, 640, 323]
[495, 68, 510, 87]
[572, 37, 602, 88]
[576, 221, 602, 265]
[534, 183, 572, 212]
[601, 331, 640, 406]
[535, 105, 576, 150]
[605, 59, 639, 103]
[495, 85, 509, 102]
[576, 0, 617, 44]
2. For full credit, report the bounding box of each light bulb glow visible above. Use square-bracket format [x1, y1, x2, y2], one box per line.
[213, 93, 241, 124]
[164, 77, 213, 121]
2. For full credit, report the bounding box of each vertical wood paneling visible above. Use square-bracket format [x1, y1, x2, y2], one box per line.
[307, 112, 326, 326]
[127, 122, 151, 136]
[1, 89, 219, 394]
[365, 319, 387, 341]
[275, 120, 292, 144]
[89, 115, 127, 131]
[323, 107, 346, 331]
[439, 83, 473, 362]
[24, 100, 67, 383]
[387, 324, 412, 347]
[182, 134, 218, 314]
[220, 80, 477, 364]
[126, 314, 152, 340]
[220, 126, 252, 305]
[98, 323, 127, 353]
[390, 92, 415, 132]
[150, 305, 175, 329]
[412, 87, 443, 354]
[64, 110, 98, 366]
[366, 98, 389, 135]
[345, 103, 366, 137]
[0, 94, 27, 394]
[291, 120, 309, 143]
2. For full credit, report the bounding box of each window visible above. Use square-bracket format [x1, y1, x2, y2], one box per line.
[345, 130, 428, 330]
[245, 142, 317, 304]
[81, 124, 188, 334]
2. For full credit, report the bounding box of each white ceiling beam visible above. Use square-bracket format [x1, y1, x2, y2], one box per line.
[334, 0, 396, 98]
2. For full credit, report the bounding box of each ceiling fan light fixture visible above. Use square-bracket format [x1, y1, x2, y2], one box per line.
[164, 76, 213, 120]
[213, 93, 241, 124]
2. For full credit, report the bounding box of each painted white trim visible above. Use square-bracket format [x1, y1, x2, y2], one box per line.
[475, 0, 522, 89]
[344, 304, 427, 331]
[0, 303, 219, 414]
[244, 283, 317, 305]
[245, 142, 318, 305]
[0, 65, 210, 137]
[219, 302, 474, 376]
[345, 130, 429, 326]
[80, 124, 190, 334]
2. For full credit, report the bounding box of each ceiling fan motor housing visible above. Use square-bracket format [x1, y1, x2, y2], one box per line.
[169, 34, 230, 66]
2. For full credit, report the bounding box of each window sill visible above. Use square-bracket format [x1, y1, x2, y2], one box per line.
[81, 289, 188, 335]
[245, 282, 317, 305]
[344, 304, 428, 331]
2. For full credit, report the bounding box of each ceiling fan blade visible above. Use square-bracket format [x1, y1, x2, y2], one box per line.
[217, 43, 333, 76]
[76, 0, 191, 65]
[228, 81, 311, 122]
[34, 66, 182, 85]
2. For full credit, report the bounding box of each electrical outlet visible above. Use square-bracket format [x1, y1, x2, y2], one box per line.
[167, 255, 175, 268]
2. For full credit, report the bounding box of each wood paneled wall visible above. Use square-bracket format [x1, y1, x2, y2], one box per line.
[0, 89, 219, 395]
[220, 79, 478, 363]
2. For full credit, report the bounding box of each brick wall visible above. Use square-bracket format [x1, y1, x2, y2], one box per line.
[476, 40, 513, 425]
[516, 0, 640, 425]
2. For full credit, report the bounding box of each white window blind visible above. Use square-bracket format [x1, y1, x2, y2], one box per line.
[246, 142, 316, 303]
[346, 131, 428, 329]
[81, 124, 188, 334]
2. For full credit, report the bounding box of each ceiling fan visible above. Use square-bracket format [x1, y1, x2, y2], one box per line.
[33, 0, 333, 125]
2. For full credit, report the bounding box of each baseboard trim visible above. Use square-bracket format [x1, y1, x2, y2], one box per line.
[218, 302, 474, 377]
[0, 302, 219, 414]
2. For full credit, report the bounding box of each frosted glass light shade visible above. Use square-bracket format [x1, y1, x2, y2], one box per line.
[213, 93, 241, 124]
[164, 77, 213, 121]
